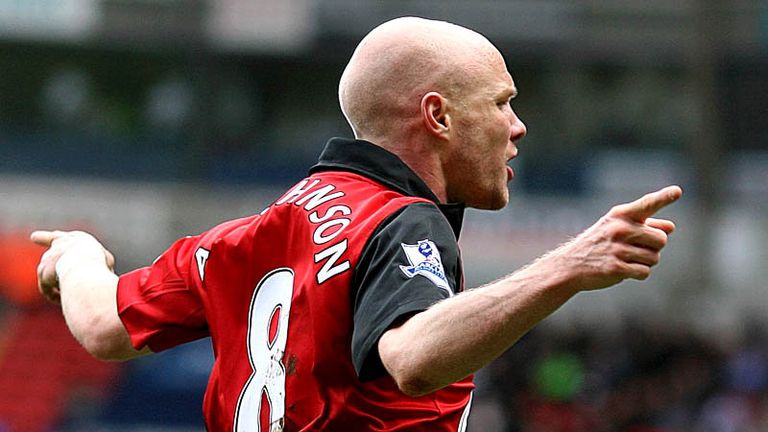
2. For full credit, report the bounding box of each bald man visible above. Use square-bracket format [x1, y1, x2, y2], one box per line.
[32, 17, 682, 431]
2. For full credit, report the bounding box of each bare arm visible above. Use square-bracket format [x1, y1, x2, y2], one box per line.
[379, 185, 682, 396]
[31, 230, 150, 361]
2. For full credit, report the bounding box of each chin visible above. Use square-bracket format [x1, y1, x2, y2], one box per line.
[468, 190, 509, 210]
[485, 199, 509, 211]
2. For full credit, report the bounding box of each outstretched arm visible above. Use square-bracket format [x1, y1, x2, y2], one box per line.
[378, 185, 682, 396]
[31, 230, 150, 361]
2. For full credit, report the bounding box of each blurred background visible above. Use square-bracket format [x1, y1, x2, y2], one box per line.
[0, 0, 767, 431]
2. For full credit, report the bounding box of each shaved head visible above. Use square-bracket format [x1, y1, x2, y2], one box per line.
[338, 17, 500, 143]
[337, 17, 526, 209]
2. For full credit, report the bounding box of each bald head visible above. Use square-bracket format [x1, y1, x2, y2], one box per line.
[338, 17, 501, 143]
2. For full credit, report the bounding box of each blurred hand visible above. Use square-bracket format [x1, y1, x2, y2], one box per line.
[554, 185, 683, 292]
[30, 230, 115, 304]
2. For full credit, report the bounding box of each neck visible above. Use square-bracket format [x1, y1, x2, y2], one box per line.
[367, 135, 448, 203]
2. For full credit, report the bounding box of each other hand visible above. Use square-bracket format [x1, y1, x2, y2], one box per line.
[30, 230, 115, 304]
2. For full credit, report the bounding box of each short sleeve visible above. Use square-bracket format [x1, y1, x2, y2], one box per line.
[117, 236, 209, 353]
[351, 202, 461, 381]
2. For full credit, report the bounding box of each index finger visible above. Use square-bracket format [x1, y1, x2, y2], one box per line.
[30, 230, 64, 247]
[613, 185, 683, 222]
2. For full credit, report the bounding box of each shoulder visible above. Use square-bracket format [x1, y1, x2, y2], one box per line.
[355, 201, 460, 296]
[371, 201, 457, 246]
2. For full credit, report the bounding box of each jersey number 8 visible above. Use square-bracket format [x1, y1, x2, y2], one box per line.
[234, 268, 295, 432]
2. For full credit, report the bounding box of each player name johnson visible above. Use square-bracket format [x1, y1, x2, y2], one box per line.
[275, 178, 352, 284]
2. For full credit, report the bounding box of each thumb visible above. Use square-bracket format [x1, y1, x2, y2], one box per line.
[30, 230, 65, 247]
[612, 185, 683, 222]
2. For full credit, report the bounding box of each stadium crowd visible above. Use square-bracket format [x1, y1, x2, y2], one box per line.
[473, 320, 768, 432]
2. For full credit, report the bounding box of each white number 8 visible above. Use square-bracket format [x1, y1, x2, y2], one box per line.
[234, 268, 294, 432]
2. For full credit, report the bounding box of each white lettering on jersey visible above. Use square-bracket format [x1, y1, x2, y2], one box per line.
[313, 219, 351, 245]
[273, 178, 353, 284]
[195, 247, 210, 281]
[275, 179, 321, 205]
[294, 184, 345, 211]
[309, 203, 352, 282]
[314, 239, 350, 284]
[308, 204, 351, 223]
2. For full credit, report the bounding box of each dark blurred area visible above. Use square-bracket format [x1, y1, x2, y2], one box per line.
[472, 320, 768, 431]
[1, 1, 767, 431]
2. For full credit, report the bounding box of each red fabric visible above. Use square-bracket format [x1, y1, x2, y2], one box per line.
[117, 171, 473, 431]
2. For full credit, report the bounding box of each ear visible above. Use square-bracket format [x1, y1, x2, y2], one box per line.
[420, 92, 451, 139]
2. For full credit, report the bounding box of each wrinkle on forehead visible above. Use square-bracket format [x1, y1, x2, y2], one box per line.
[338, 17, 503, 139]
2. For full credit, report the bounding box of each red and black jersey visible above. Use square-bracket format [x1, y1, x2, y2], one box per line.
[117, 138, 474, 431]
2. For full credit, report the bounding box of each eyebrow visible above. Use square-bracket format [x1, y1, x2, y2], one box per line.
[497, 85, 517, 100]
[492, 84, 518, 101]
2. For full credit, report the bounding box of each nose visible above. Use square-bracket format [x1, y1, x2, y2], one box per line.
[509, 110, 527, 142]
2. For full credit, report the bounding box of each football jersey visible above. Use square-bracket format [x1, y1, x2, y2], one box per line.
[117, 138, 474, 431]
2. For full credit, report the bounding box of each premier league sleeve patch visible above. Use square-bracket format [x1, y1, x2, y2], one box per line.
[399, 239, 453, 296]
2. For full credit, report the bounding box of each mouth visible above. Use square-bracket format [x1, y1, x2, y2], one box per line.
[506, 149, 517, 182]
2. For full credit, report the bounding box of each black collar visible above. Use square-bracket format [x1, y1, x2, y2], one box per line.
[310, 137, 465, 239]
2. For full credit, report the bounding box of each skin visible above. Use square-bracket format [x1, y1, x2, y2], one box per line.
[341, 17, 682, 395]
[338, 17, 526, 209]
[31, 230, 149, 360]
[32, 17, 683, 398]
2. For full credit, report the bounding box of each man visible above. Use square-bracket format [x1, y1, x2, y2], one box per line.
[32, 17, 682, 431]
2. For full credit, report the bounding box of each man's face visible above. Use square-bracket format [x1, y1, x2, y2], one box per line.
[444, 52, 527, 210]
